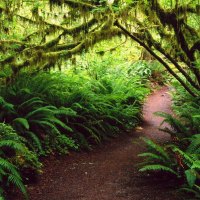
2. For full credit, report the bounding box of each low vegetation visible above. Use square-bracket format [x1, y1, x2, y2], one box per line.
[0, 0, 199, 199]
[0, 57, 150, 199]
[139, 81, 200, 198]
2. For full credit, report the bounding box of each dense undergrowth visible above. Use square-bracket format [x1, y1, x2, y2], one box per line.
[0, 0, 199, 199]
[0, 59, 151, 199]
[139, 81, 200, 199]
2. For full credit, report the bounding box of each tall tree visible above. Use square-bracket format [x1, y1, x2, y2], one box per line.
[0, 0, 199, 96]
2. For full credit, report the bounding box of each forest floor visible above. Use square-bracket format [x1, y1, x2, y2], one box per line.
[14, 87, 181, 200]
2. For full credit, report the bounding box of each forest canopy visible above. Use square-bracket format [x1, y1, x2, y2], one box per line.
[0, 0, 200, 96]
[0, 1, 200, 199]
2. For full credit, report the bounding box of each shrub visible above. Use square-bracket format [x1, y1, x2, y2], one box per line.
[139, 81, 200, 198]
[0, 71, 149, 149]
[0, 64, 149, 198]
[0, 123, 40, 199]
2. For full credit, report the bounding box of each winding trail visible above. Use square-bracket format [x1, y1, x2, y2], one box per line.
[16, 87, 180, 200]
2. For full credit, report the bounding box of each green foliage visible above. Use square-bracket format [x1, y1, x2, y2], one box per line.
[139, 82, 200, 198]
[187, 135, 200, 154]
[0, 60, 149, 198]
[139, 135, 200, 194]
[0, 123, 40, 199]
[130, 61, 152, 78]
[0, 88, 78, 155]
[154, 112, 190, 138]
[171, 81, 200, 135]
[139, 164, 178, 175]
[139, 137, 170, 161]
[0, 123, 39, 168]
[0, 158, 27, 199]
[138, 138, 177, 175]
[0, 68, 148, 150]
[129, 61, 168, 86]
[0, 0, 199, 199]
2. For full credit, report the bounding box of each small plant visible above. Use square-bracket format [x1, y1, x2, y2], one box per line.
[139, 78, 200, 197]
[0, 64, 149, 198]
[139, 110, 200, 198]
[129, 61, 168, 86]
[0, 123, 39, 199]
[138, 137, 178, 176]
[0, 71, 149, 150]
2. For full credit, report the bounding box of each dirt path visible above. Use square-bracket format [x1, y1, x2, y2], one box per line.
[15, 87, 180, 200]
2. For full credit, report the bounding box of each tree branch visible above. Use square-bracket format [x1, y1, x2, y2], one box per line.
[191, 40, 200, 56]
[9, 26, 121, 76]
[148, 0, 200, 85]
[114, 20, 197, 97]
[134, 20, 200, 90]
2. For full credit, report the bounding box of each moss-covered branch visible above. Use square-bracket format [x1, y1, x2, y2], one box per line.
[134, 19, 200, 90]
[147, 0, 200, 85]
[57, 0, 96, 9]
[0, 16, 99, 68]
[191, 40, 200, 56]
[9, 26, 120, 77]
[115, 20, 197, 97]
[17, 14, 98, 35]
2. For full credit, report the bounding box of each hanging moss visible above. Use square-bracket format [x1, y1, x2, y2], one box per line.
[0, 0, 199, 90]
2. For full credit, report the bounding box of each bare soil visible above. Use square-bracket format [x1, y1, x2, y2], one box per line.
[13, 87, 181, 200]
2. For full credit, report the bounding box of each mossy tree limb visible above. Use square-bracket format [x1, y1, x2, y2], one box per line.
[114, 20, 197, 97]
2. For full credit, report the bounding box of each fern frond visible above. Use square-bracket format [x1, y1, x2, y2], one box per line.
[141, 137, 170, 161]
[0, 158, 20, 177]
[55, 107, 77, 117]
[0, 140, 26, 153]
[25, 107, 55, 119]
[138, 152, 166, 162]
[171, 147, 194, 167]
[31, 120, 60, 135]
[73, 123, 100, 143]
[13, 118, 30, 130]
[8, 174, 28, 199]
[0, 97, 15, 112]
[139, 164, 178, 175]
[155, 112, 190, 138]
[18, 97, 44, 110]
[43, 117, 73, 132]
[25, 131, 44, 155]
[187, 134, 200, 154]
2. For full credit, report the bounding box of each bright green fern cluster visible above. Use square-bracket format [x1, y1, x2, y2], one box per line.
[139, 96, 200, 199]
[0, 71, 148, 150]
[0, 66, 149, 199]
[0, 123, 40, 199]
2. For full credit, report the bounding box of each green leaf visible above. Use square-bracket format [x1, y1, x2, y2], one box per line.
[191, 160, 200, 169]
[185, 169, 197, 188]
[13, 118, 30, 130]
[139, 164, 178, 175]
[141, 137, 170, 161]
[138, 152, 166, 162]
